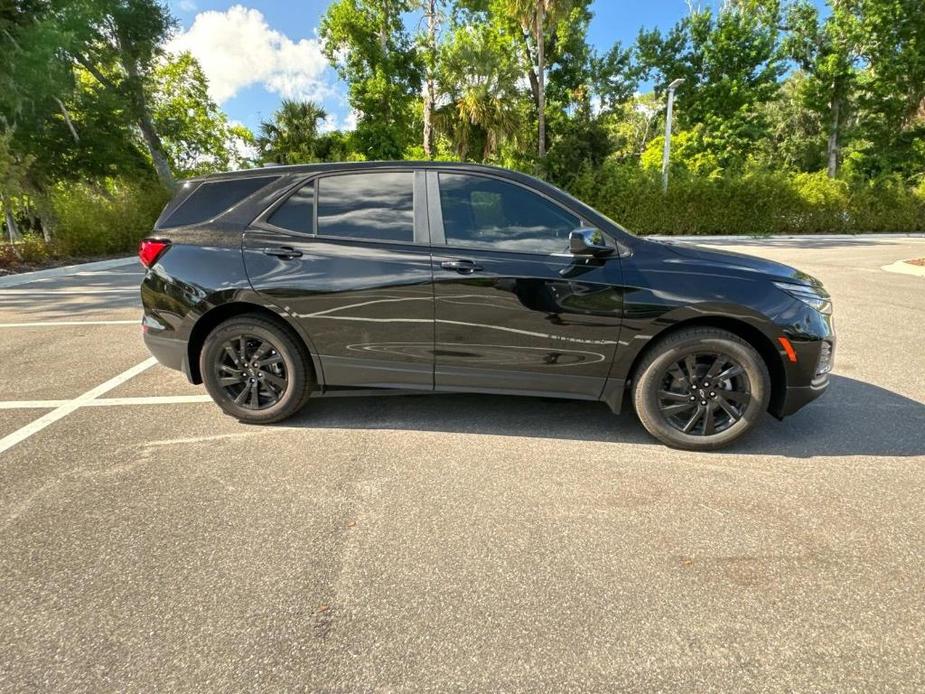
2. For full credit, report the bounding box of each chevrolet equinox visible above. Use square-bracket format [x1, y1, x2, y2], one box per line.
[139, 162, 834, 450]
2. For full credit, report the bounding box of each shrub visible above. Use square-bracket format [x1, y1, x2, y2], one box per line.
[0, 242, 19, 270]
[50, 178, 170, 256]
[17, 234, 55, 263]
[565, 163, 925, 235]
[786, 172, 851, 234]
[848, 177, 923, 232]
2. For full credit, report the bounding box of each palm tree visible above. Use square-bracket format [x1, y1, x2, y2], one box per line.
[437, 25, 523, 161]
[257, 100, 329, 164]
[506, 0, 573, 159]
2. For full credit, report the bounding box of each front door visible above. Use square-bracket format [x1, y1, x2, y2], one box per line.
[429, 171, 623, 399]
[242, 169, 435, 389]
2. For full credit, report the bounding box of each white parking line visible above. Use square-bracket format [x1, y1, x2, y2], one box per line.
[0, 358, 158, 455]
[0, 395, 212, 409]
[0, 320, 138, 328]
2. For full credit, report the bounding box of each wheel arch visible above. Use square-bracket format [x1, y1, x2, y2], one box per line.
[625, 316, 786, 417]
[187, 301, 323, 386]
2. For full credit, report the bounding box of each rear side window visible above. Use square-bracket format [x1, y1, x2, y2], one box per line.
[162, 176, 278, 228]
[317, 172, 414, 242]
[438, 173, 578, 254]
[268, 182, 314, 234]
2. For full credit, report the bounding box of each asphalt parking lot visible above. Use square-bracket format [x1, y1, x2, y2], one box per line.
[1, 237, 923, 691]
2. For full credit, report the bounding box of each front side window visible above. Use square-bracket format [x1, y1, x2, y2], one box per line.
[438, 173, 579, 254]
[317, 172, 415, 243]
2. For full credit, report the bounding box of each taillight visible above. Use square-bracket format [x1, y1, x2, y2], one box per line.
[139, 238, 170, 268]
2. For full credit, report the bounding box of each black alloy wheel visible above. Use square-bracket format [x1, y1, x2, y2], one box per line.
[656, 353, 751, 436]
[201, 314, 313, 424]
[632, 327, 770, 450]
[214, 335, 288, 410]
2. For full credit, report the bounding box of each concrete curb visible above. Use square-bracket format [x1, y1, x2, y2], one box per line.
[646, 233, 925, 242]
[882, 260, 925, 278]
[0, 256, 136, 289]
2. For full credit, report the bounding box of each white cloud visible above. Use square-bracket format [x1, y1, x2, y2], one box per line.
[178, 0, 197, 12]
[319, 113, 338, 134]
[318, 110, 359, 133]
[166, 5, 333, 104]
[343, 110, 359, 132]
[227, 120, 259, 164]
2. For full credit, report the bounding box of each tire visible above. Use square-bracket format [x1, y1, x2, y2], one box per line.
[200, 314, 313, 424]
[631, 328, 771, 451]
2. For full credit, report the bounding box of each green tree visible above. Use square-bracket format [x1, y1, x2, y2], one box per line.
[320, 0, 422, 159]
[636, 0, 785, 170]
[784, 0, 857, 177]
[417, 0, 446, 159]
[57, 0, 179, 188]
[436, 21, 525, 161]
[592, 41, 636, 114]
[257, 100, 331, 165]
[852, 0, 925, 178]
[151, 52, 255, 174]
[754, 72, 827, 173]
[496, 0, 582, 159]
[601, 93, 663, 163]
[0, 130, 30, 245]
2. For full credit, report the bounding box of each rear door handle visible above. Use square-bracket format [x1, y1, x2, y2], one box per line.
[262, 246, 302, 260]
[441, 259, 483, 274]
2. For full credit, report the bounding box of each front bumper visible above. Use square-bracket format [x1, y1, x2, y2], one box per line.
[777, 374, 830, 417]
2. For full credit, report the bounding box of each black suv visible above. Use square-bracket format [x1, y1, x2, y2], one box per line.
[140, 162, 834, 450]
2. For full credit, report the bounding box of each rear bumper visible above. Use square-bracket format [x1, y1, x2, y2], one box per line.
[144, 330, 193, 381]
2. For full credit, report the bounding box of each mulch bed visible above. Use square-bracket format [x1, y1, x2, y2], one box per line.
[0, 252, 128, 277]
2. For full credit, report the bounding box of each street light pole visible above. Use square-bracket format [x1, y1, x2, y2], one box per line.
[662, 78, 685, 194]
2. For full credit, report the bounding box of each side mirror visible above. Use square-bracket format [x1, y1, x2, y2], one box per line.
[569, 228, 613, 257]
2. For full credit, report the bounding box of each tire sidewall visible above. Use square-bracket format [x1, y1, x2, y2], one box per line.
[635, 335, 770, 450]
[201, 319, 307, 423]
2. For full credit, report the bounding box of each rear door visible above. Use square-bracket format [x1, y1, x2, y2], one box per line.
[242, 169, 435, 389]
[429, 170, 623, 399]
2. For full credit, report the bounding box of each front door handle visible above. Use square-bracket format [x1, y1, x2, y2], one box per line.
[262, 246, 302, 260]
[441, 259, 483, 274]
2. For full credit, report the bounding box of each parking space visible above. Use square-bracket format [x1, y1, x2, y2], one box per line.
[0, 238, 923, 690]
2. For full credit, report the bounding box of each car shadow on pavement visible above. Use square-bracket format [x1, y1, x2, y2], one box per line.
[288, 374, 924, 459]
[739, 375, 925, 458]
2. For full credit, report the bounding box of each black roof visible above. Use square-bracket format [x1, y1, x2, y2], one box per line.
[187, 160, 530, 183]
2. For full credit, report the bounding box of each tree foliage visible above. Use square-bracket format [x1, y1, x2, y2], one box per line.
[257, 100, 353, 165]
[320, 0, 423, 159]
[3, 0, 925, 257]
[151, 52, 255, 175]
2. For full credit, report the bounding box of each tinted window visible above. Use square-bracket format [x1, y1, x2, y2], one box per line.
[317, 172, 414, 242]
[439, 173, 579, 254]
[268, 182, 314, 233]
[163, 176, 278, 228]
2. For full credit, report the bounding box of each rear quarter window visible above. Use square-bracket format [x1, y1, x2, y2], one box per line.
[161, 176, 279, 228]
[267, 182, 315, 234]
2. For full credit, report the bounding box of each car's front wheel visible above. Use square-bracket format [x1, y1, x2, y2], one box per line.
[632, 327, 771, 450]
[200, 314, 313, 424]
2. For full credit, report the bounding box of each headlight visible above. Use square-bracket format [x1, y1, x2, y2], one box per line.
[774, 281, 832, 315]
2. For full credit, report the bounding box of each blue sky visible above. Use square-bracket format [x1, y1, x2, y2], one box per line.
[164, 1, 822, 134]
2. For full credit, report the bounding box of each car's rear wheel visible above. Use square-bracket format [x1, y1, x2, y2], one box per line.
[631, 328, 770, 450]
[201, 314, 313, 424]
